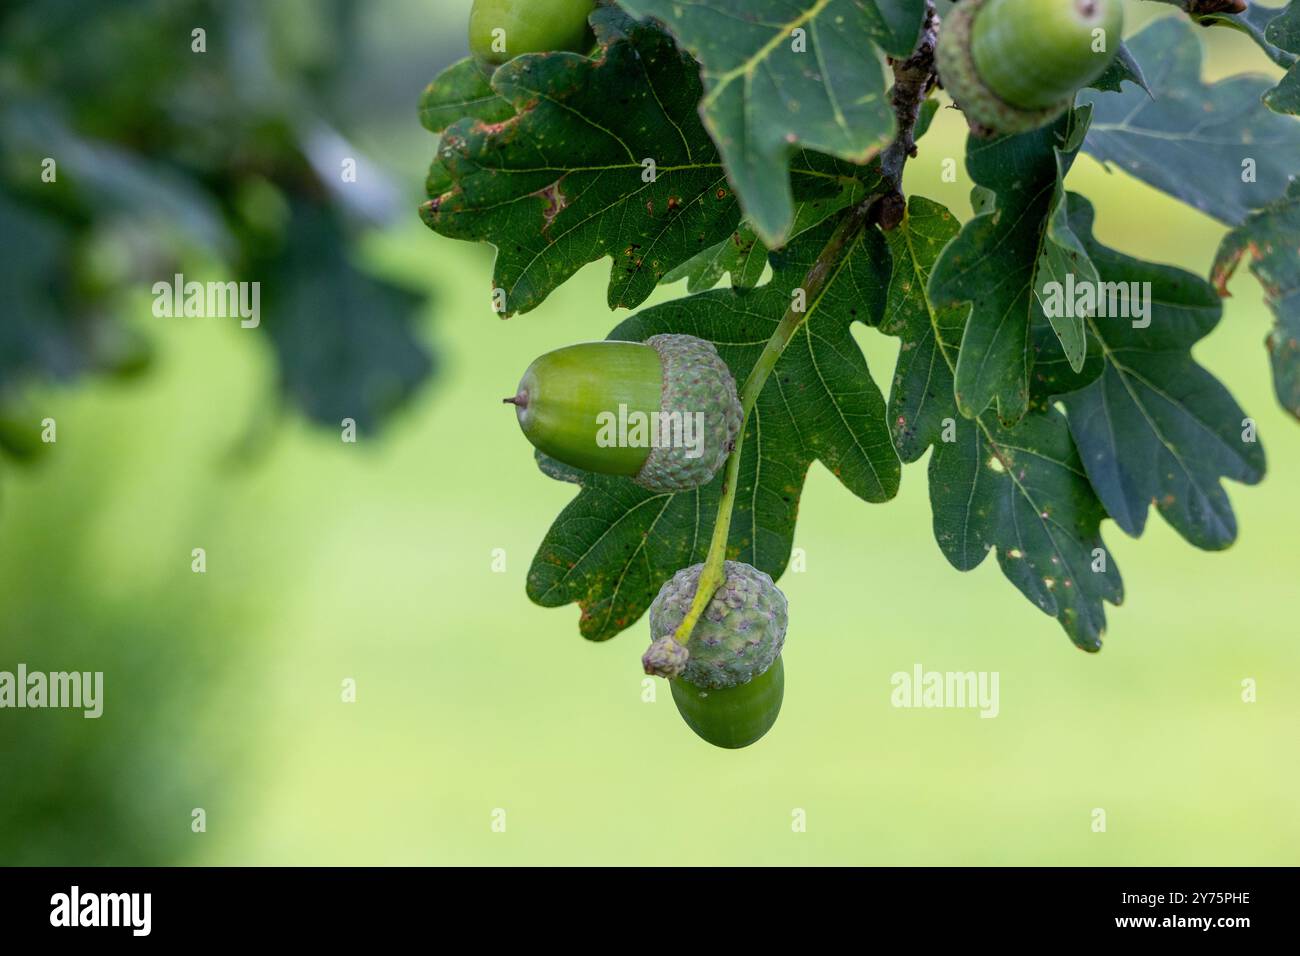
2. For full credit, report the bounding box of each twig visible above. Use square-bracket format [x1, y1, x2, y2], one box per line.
[879, 0, 940, 229]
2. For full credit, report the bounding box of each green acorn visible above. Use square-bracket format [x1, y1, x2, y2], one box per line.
[506, 334, 743, 494]
[468, 0, 597, 69]
[643, 561, 788, 689]
[936, 0, 1124, 135]
[643, 560, 789, 749]
[671, 657, 785, 750]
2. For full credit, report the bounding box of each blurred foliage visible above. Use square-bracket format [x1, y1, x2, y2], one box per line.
[0, 0, 448, 865]
[0, 0, 436, 441]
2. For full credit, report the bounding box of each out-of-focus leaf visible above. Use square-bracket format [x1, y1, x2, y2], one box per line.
[0, 0, 438, 443]
[255, 203, 434, 432]
[884, 196, 1123, 651]
[928, 107, 1094, 424]
[528, 216, 899, 641]
[1079, 18, 1300, 224]
[1035, 194, 1266, 550]
[0, 196, 78, 389]
[0, 195, 130, 392]
[1213, 178, 1300, 421]
[299, 121, 403, 226]
[617, 0, 926, 247]
[1, 102, 233, 258]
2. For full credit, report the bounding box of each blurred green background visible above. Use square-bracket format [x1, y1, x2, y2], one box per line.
[1, 1, 1297, 865]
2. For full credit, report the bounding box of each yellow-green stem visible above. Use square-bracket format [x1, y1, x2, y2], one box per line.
[669, 199, 878, 646]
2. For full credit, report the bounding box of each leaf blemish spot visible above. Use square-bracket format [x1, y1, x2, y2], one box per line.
[537, 181, 568, 228]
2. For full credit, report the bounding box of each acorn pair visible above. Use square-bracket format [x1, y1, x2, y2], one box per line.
[507, 336, 788, 748]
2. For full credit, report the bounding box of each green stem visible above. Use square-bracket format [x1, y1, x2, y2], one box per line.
[669, 198, 878, 646]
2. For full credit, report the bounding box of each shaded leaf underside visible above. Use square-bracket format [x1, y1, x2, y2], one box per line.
[1079, 17, 1300, 225]
[885, 197, 1122, 651]
[1264, 2, 1300, 114]
[1035, 195, 1266, 550]
[1213, 178, 1300, 421]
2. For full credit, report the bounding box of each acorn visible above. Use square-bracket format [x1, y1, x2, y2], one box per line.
[644, 560, 790, 749]
[468, 0, 597, 70]
[506, 334, 743, 494]
[671, 657, 785, 750]
[936, 0, 1124, 135]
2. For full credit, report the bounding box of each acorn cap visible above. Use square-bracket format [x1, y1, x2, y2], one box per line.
[646, 560, 788, 690]
[634, 334, 743, 494]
